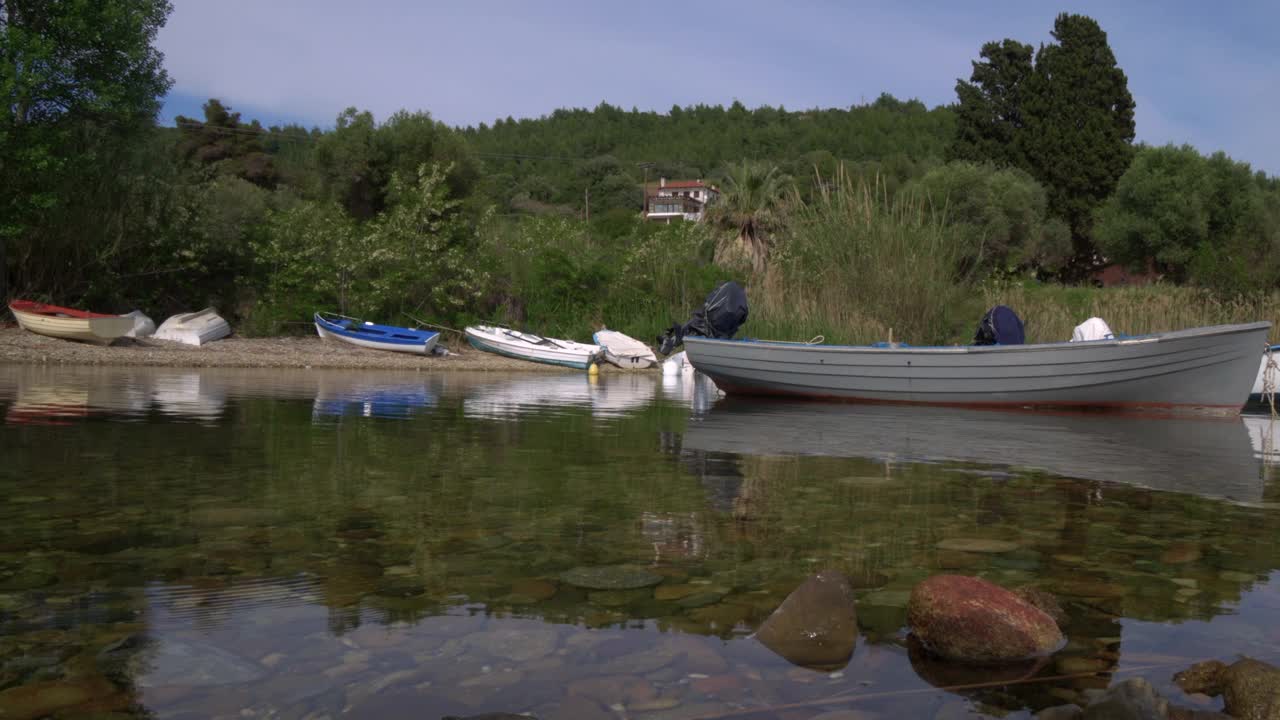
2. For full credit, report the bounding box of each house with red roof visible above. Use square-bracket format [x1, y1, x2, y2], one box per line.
[645, 178, 720, 223]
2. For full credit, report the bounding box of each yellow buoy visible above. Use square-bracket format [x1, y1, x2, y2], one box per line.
[588, 363, 600, 377]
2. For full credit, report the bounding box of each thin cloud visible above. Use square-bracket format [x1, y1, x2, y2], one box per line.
[157, 0, 1279, 174]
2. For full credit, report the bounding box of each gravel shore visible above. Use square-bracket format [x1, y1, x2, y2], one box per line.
[0, 325, 598, 372]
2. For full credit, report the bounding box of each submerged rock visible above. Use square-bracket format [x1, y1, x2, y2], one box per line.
[136, 638, 266, 687]
[1081, 677, 1167, 719]
[754, 570, 858, 669]
[907, 575, 1063, 663]
[0, 676, 121, 720]
[1174, 658, 1280, 720]
[560, 566, 662, 591]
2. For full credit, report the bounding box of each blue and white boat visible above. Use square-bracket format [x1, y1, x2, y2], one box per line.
[314, 312, 440, 355]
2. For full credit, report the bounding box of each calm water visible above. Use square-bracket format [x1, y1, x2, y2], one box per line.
[2, 364, 1279, 719]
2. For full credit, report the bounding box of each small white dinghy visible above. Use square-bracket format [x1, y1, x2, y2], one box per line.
[593, 328, 658, 369]
[464, 325, 601, 370]
[154, 308, 231, 346]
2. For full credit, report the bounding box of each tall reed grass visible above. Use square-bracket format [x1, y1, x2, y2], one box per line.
[985, 283, 1280, 343]
[747, 169, 979, 345]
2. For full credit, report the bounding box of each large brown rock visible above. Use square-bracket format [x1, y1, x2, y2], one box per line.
[754, 570, 858, 669]
[907, 575, 1064, 663]
[1174, 658, 1280, 720]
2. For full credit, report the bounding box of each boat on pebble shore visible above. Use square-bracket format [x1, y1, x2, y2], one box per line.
[464, 324, 602, 370]
[8, 299, 134, 345]
[314, 312, 440, 355]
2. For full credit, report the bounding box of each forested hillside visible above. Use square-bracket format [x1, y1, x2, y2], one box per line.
[463, 96, 955, 212]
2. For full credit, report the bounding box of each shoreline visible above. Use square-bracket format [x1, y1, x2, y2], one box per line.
[0, 326, 614, 373]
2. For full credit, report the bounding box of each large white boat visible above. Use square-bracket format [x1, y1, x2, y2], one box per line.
[683, 322, 1271, 415]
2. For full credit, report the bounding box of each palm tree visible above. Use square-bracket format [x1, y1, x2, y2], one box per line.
[706, 161, 792, 274]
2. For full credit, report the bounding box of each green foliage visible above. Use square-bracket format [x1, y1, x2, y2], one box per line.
[759, 168, 977, 345]
[465, 96, 955, 216]
[175, 99, 279, 188]
[948, 39, 1035, 169]
[949, 14, 1136, 264]
[1021, 13, 1136, 252]
[1, 0, 173, 299]
[904, 161, 1071, 274]
[1096, 144, 1280, 294]
[706, 161, 793, 273]
[251, 163, 484, 334]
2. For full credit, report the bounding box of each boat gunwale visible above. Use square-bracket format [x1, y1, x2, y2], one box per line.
[684, 321, 1272, 356]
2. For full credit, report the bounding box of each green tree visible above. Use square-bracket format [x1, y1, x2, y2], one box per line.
[706, 160, 792, 274]
[175, 99, 280, 188]
[905, 161, 1070, 274]
[1, 0, 173, 299]
[947, 39, 1035, 169]
[1021, 13, 1136, 259]
[1095, 145, 1280, 293]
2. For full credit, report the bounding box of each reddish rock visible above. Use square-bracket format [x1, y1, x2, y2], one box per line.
[1015, 586, 1069, 627]
[691, 673, 744, 695]
[754, 570, 858, 670]
[907, 575, 1064, 663]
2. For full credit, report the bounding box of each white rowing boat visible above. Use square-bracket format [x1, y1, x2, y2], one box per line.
[154, 308, 231, 346]
[464, 325, 601, 370]
[593, 328, 658, 369]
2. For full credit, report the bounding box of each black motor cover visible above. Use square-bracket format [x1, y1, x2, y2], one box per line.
[658, 281, 749, 355]
[973, 305, 1026, 346]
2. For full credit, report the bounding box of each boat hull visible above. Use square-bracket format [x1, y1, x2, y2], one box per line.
[594, 330, 658, 369]
[684, 322, 1271, 415]
[314, 314, 439, 355]
[465, 325, 601, 370]
[154, 308, 231, 346]
[10, 304, 133, 345]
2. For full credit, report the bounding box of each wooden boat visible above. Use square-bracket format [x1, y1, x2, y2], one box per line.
[314, 312, 440, 355]
[683, 322, 1271, 415]
[593, 328, 658, 369]
[464, 325, 601, 370]
[154, 308, 231, 346]
[8, 300, 133, 345]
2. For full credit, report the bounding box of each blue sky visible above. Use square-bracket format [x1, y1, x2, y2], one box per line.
[157, 0, 1280, 174]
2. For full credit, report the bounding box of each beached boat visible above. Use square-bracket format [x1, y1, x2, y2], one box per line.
[464, 325, 601, 370]
[8, 300, 134, 345]
[314, 312, 440, 355]
[154, 308, 231, 346]
[683, 322, 1271, 415]
[593, 329, 658, 369]
[1247, 345, 1280, 406]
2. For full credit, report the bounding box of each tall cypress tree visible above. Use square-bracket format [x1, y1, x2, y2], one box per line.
[947, 39, 1035, 170]
[1021, 13, 1136, 262]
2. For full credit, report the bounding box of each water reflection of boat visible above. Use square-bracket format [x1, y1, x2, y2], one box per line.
[4, 367, 150, 425]
[151, 372, 227, 423]
[683, 401, 1267, 503]
[659, 371, 722, 415]
[311, 377, 436, 420]
[463, 374, 656, 420]
[1242, 414, 1280, 465]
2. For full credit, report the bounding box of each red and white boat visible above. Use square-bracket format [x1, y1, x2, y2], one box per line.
[8, 300, 134, 345]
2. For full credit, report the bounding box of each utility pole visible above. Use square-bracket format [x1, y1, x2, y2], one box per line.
[638, 161, 655, 217]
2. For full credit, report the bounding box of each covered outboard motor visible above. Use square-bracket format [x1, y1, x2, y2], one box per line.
[973, 305, 1025, 346]
[658, 281, 749, 355]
